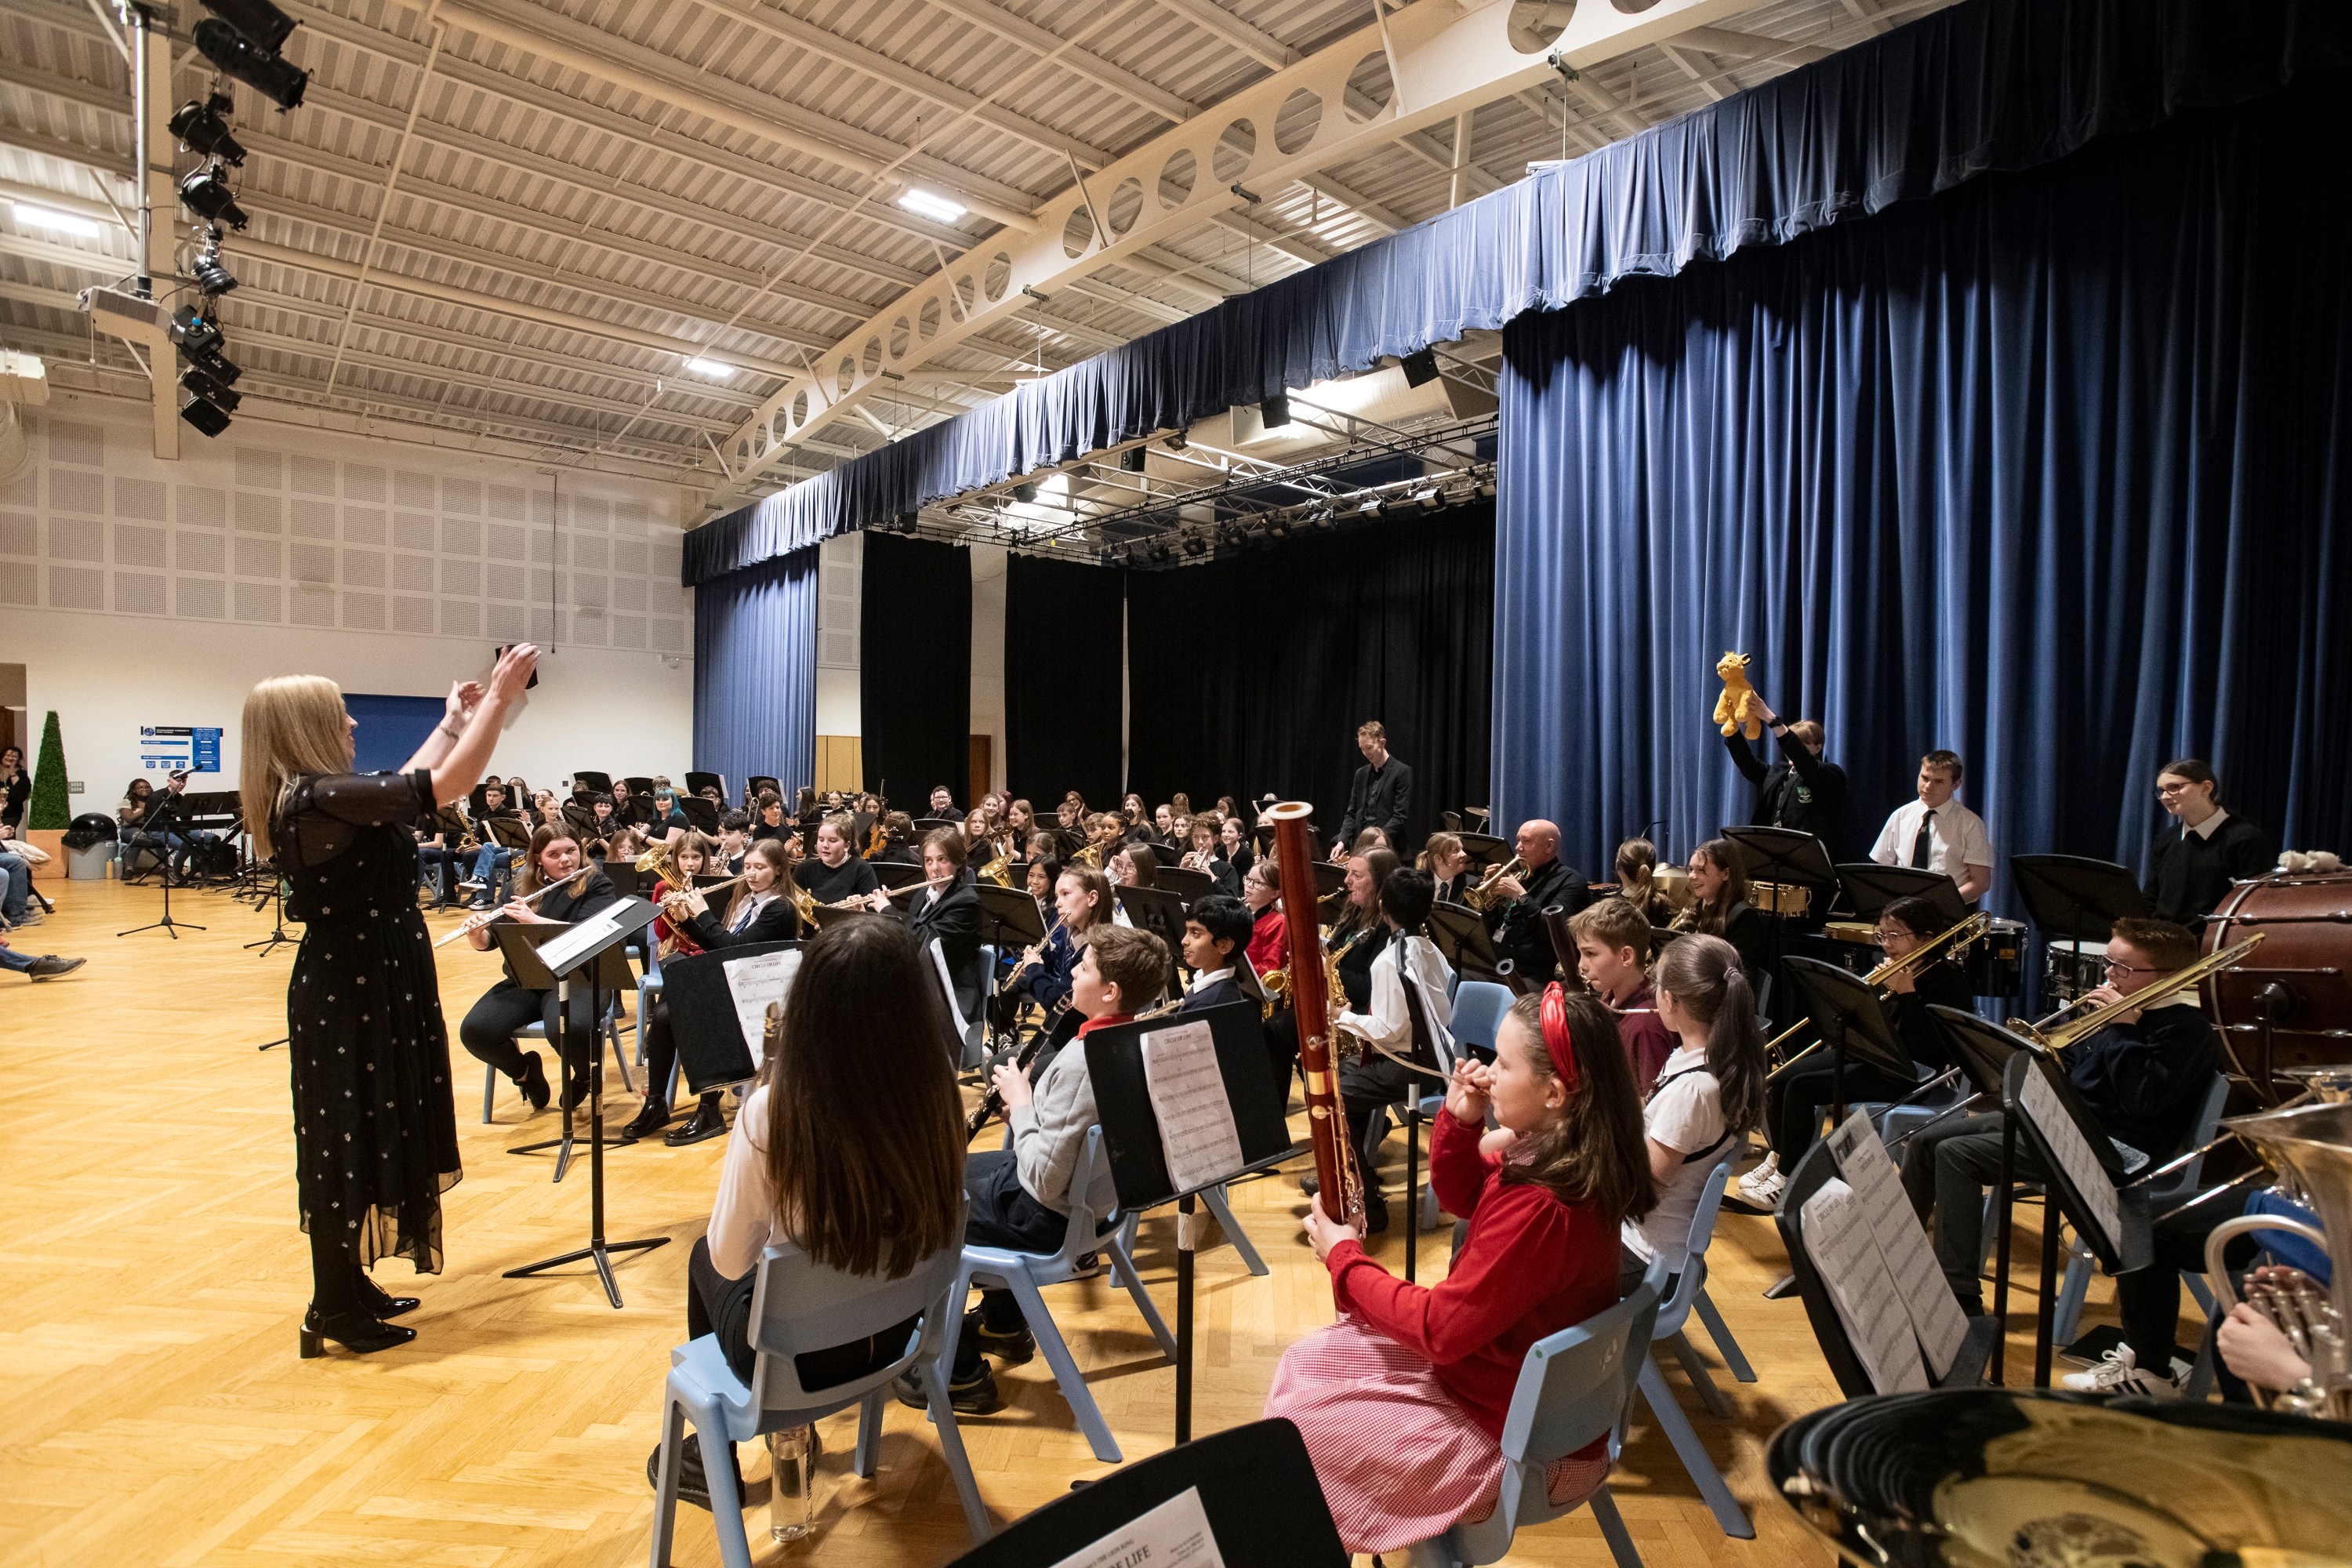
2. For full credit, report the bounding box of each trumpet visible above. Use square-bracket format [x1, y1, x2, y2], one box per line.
[1765, 911, 1992, 1079]
[2003, 934, 2265, 1054]
[1465, 855, 1525, 912]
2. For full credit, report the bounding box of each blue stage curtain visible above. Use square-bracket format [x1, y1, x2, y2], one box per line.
[678, 0, 2344, 583]
[1493, 70, 2352, 903]
[691, 548, 818, 800]
[1125, 504, 1494, 854]
[860, 532, 971, 811]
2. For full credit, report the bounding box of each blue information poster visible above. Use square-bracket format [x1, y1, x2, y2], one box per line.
[140, 725, 223, 772]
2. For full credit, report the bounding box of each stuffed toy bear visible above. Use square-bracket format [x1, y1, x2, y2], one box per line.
[1714, 652, 1764, 739]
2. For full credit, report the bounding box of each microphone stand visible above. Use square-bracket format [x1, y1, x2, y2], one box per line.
[119, 787, 204, 938]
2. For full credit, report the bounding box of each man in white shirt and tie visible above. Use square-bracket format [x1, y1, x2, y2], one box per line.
[1871, 750, 1994, 903]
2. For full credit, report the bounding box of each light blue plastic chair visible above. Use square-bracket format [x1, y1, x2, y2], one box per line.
[1405, 1256, 1671, 1568]
[1623, 1153, 1756, 1540]
[1449, 980, 1512, 1058]
[1116, 1183, 1268, 1279]
[2050, 1071, 2230, 1344]
[952, 1125, 1175, 1463]
[650, 1218, 990, 1566]
[483, 996, 632, 1123]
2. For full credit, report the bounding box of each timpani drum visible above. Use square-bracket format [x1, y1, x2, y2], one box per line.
[1963, 916, 2025, 997]
[2202, 871, 2352, 1100]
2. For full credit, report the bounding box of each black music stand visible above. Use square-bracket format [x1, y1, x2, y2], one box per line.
[572, 770, 613, 797]
[684, 770, 725, 801]
[1309, 861, 1346, 901]
[1116, 884, 1188, 987]
[1781, 956, 1914, 1127]
[2003, 1051, 2150, 1387]
[1156, 866, 1215, 905]
[602, 859, 643, 897]
[912, 815, 958, 836]
[677, 796, 720, 836]
[660, 940, 800, 1092]
[974, 881, 1047, 951]
[494, 923, 648, 1177]
[1457, 832, 1510, 867]
[1427, 901, 1504, 985]
[177, 789, 241, 884]
[944, 1418, 1344, 1568]
[2009, 854, 2145, 1014]
[871, 860, 924, 891]
[1926, 1007, 2041, 1381]
[1085, 1001, 1297, 1444]
[1148, 842, 1182, 867]
[118, 787, 203, 938]
[1723, 825, 1838, 936]
[497, 900, 669, 1307]
[1835, 862, 1967, 929]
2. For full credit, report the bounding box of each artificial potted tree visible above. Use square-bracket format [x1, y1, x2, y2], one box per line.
[24, 709, 69, 879]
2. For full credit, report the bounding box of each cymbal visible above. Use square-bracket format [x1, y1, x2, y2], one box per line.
[1769, 1390, 2352, 1568]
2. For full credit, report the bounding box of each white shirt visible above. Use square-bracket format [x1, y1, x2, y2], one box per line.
[1871, 798, 1994, 880]
[2186, 807, 2231, 842]
[728, 887, 780, 933]
[1186, 967, 1234, 994]
[1623, 1044, 1730, 1274]
[707, 1085, 793, 1277]
[1338, 933, 1455, 1052]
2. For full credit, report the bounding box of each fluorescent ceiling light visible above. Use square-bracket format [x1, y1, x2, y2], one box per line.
[898, 190, 967, 224]
[11, 202, 104, 238]
[682, 358, 733, 379]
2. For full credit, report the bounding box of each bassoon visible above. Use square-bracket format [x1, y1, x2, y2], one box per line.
[1267, 801, 1366, 1228]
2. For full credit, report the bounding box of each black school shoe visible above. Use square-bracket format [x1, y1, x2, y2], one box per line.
[893, 1363, 1003, 1415]
[663, 1102, 728, 1146]
[964, 1306, 1034, 1365]
[646, 1433, 739, 1511]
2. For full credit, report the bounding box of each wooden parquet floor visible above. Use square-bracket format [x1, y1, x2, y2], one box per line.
[2, 879, 2122, 1567]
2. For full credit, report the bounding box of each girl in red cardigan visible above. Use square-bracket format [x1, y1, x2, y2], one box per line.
[1266, 985, 1655, 1553]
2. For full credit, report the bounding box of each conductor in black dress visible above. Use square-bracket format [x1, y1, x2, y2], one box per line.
[1722, 692, 1847, 862]
[241, 644, 539, 1359]
[1332, 720, 1412, 860]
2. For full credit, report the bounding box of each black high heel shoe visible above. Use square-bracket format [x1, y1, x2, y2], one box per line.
[354, 1270, 420, 1319]
[299, 1307, 418, 1358]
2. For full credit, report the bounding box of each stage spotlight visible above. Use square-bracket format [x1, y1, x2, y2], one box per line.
[1152, 541, 1174, 563]
[180, 364, 241, 412]
[177, 165, 248, 230]
[201, 0, 296, 53]
[1120, 445, 1147, 474]
[1165, 431, 1187, 452]
[1013, 481, 1038, 505]
[1259, 394, 1290, 430]
[1476, 477, 1497, 499]
[192, 236, 238, 297]
[193, 18, 309, 112]
[1401, 348, 1439, 387]
[1414, 487, 1444, 511]
[1182, 535, 1207, 558]
[169, 95, 246, 165]
[171, 303, 224, 357]
[180, 390, 233, 437]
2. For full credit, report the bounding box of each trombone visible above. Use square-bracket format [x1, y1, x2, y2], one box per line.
[2002, 933, 2265, 1055]
[1764, 912, 1991, 1080]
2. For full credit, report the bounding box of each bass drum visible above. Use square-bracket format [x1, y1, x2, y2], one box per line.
[2202, 871, 2352, 1101]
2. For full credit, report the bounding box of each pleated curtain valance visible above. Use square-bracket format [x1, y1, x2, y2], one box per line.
[681, 0, 2347, 589]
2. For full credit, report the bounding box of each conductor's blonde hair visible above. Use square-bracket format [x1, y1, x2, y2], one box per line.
[241, 675, 351, 862]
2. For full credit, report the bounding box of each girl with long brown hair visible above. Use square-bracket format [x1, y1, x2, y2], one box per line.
[459, 822, 622, 1114]
[1271, 984, 1653, 1554]
[1671, 837, 1768, 978]
[654, 914, 967, 1509]
[243, 644, 539, 1358]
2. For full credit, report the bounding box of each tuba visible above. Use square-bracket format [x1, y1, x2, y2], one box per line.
[2200, 1094, 2350, 1421]
[1269, 801, 1366, 1229]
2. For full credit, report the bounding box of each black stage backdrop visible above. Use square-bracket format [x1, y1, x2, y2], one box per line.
[860, 532, 970, 808]
[1004, 553, 1127, 811]
[1125, 503, 1494, 851]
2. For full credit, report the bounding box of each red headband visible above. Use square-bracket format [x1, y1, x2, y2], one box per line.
[1541, 982, 1579, 1091]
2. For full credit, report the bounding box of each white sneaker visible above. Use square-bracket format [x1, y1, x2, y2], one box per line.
[1737, 1152, 1782, 1204]
[2060, 1345, 2179, 1397]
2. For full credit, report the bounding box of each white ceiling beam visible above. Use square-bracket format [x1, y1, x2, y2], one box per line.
[1675, 25, 1835, 64]
[1658, 43, 1728, 102]
[1297, 173, 1405, 235]
[918, 0, 1196, 125]
[1149, 0, 1296, 71]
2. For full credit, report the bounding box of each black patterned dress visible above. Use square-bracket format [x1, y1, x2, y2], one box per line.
[277, 770, 462, 1275]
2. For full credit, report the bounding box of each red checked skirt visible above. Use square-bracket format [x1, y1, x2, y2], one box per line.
[1264, 1319, 1610, 1554]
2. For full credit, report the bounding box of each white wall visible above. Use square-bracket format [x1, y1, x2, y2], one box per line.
[969, 544, 1006, 795]
[815, 531, 861, 735]
[0, 392, 695, 803]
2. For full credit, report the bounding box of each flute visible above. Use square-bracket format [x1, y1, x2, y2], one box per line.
[432, 869, 590, 948]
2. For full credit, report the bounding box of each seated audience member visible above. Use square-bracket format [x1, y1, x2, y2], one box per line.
[0, 924, 84, 980]
[648, 915, 966, 1510]
[1266, 986, 1651, 1557]
[901, 925, 1171, 1413]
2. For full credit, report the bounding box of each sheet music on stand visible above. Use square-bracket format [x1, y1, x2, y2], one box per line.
[2019, 1062, 2122, 1252]
[1824, 1110, 1970, 1380]
[723, 948, 800, 1072]
[1141, 1019, 1247, 1195]
[1798, 1177, 1928, 1393]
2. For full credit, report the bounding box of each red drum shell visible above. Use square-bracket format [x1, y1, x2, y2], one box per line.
[2202, 872, 2352, 1098]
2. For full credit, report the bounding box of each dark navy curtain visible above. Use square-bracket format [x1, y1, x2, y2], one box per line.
[1126, 505, 1494, 849]
[1004, 553, 1126, 811]
[691, 547, 817, 800]
[681, 0, 2345, 583]
[860, 532, 971, 809]
[1494, 71, 2352, 906]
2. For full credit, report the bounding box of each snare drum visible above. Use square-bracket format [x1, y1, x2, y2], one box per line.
[2043, 938, 2110, 1004]
[1752, 880, 1812, 918]
[1964, 916, 2025, 997]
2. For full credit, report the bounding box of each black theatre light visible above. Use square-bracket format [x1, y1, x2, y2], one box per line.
[1012, 481, 1039, 505]
[169, 95, 246, 165]
[180, 365, 241, 413]
[170, 303, 224, 358]
[1400, 348, 1439, 387]
[1165, 430, 1187, 452]
[1259, 394, 1290, 430]
[177, 165, 248, 230]
[201, 0, 297, 53]
[180, 390, 233, 437]
[1119, 445, 1147, 474]
[193, 17, 308, 112]
[192, 235, 238, 297]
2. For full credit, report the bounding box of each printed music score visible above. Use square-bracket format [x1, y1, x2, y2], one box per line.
[1825, 1109, 1969, 1380]
[1044, 1484, 1228, 1568]
[1141, 1020, 1247, 1195]
[1800, 1177, 1929, 1393]
[2020, 1063, 2123, 1252]
[723, 949, 800, 1070]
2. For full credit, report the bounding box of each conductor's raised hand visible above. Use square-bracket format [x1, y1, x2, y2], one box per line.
[444, 680, 485, 729]
[1444, 1056, 1492, 1127]
[487, 643, 540, 704]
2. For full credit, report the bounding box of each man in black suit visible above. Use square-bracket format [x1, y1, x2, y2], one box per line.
[877, 826, 986, 1044]
[2143, 758, 2273, 928]
[1722, 693, 1847, 862]
[1333, 720, 1412, 858]
[1178, 895, 1254, 1013]
[926, 784, 960, 822]
[1483, 818, 1587, 982]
